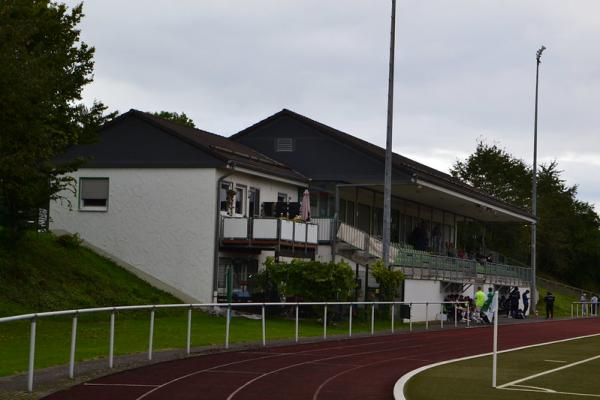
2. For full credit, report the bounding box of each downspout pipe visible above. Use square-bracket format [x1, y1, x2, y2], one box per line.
[212, 162, 235, 302]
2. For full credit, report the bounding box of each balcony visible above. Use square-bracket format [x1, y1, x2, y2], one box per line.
[220, 216, 318, 250]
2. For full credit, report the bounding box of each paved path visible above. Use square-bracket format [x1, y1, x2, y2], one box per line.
[42, 319, 600, 400]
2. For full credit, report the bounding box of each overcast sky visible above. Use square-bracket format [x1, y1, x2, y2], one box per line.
[67, 0, 600, 210]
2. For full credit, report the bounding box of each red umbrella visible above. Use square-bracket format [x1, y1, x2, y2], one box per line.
[300, 189, 311, 221]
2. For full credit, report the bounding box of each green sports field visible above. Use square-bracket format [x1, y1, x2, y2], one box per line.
[405, 334, 600, 400]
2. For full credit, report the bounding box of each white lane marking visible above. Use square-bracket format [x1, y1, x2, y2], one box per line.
[511, 384, 556, 392]
[84, 383, 159, 387]
[544, 359, 567, 363]
[393, 332, 600, 400]
[499, 387, 600, 398]
[225, 343, 427, 400]
[135, 353, 285, 400]
[498, 354, 600, 389]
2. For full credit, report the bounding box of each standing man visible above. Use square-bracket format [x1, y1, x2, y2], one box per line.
[509, 287, 521, 318]
[475, 287, 486, 320]
[544, 291, 555, 319]
[522, 290, 530, 317]
[591, 294, 598, 316]
[580, 293, 588, 316]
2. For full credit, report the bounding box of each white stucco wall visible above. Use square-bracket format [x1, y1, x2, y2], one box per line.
[403, 280, 445, 322]
[50, 168, 217, 302]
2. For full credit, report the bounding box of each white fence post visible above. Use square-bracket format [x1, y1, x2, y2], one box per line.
[409, 303, 413, 332]
[109, 310, 115, 368]
[425, 302, 429, 330]
[27, 317, 36, 392]
[348, 304, 353, 337]
[440, 303, 444, 329]
[186, 306, 192, 355]
[323, 304, 328, 339]
[225, 305, 231, 349]
[371, 303, 375, 335]
[295, 304, 299, 342]
[454, 302, 458, 328]
[261, 304, 266, 347]
[391, 304, 395, 333]
[148, 308, 155, 361]
[69, 314, 78, 379]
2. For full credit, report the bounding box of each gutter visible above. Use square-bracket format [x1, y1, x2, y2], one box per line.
[212, 162, 235, 302]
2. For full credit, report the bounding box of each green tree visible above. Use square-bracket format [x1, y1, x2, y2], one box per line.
[151, 111, 196, 128]
[0, 1, 112, 234]
[370, 261, 404, 301]
[451, 141, 600, 290]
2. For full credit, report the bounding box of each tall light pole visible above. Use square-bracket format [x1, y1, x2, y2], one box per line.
[382, 0, 397, 267]
[531, 45, 546, 311]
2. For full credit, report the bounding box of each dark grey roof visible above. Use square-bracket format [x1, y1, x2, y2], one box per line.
[57, 110, 308, 183]
[231, 109, 533, 219]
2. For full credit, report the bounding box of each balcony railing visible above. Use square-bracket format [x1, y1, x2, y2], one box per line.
[335, 222, 532, 286]
[221, 216, 318, 247]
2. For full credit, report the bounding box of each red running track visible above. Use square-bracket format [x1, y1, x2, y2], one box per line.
[43, 319, 600, 400]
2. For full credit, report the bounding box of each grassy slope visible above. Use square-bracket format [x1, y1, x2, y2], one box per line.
[0, 232, 180, 317]
[0, 232, 396, 376]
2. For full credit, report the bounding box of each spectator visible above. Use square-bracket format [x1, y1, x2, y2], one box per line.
[509, 287, 520, 318]
[580, 293, 588, 316]
[522, 290, 530, 317]
[544, 291, 555, 319]
[591, 294, 598, 316]
[475, 287, 486, 318]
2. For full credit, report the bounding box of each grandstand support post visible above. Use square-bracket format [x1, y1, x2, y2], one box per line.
[186, 306, 192, 355]
[225, 305, 231, 349]
[27, 317, 36, 392]
[425, 303, 429, 330]
[409, 303, 413, 332]
[148, 308, 155, 361]
[261, 304, 266, 347]
[391, 304, 395, 333]
[323, 304, 328, 339]
[371, 303, 375, 335]
[295, 304, 299, 342]
[492, 293, 499, 388]
[69, 314, 78, 379]
[454, 302, 458, 328]
[109, 310, 115, 369]
[349, 304, 353, 337]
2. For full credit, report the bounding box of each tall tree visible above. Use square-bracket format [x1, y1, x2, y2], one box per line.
[452, 141, 600, 290]
[0, 1, 112, 233]
[151, 111, 196, 128]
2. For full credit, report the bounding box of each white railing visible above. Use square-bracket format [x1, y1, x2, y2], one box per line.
[312, 218, 333, 242]
[0, 300, 468, 392]
[571, 302, 599, 318]
[221, 216, 318, 245]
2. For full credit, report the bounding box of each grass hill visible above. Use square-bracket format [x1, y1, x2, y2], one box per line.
[0, 231, 181, 317]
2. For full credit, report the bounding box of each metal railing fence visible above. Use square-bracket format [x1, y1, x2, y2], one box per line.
[571, 302, 599, 319]
[0, 300, 471, 392]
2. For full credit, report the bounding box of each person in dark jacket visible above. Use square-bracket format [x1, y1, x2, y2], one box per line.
[522, 290, 530, 317]
[544, 291, 556, 319]
[509, 287, 520, 318]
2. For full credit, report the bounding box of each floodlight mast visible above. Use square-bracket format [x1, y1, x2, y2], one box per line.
[382, 0, 396, 268]
[531, 45, 546, 313]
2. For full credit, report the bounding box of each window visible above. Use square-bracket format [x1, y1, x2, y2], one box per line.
[277, 193, 288, 203]
[235, 186, 246, 215]
[275, 138, 294, 152]
[249, 188, 260, 217]
[79, 178, 109, 211]
[220, 181, 232, 212]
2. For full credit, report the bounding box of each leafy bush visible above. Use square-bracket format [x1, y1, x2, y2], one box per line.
[56, 233, 83, 249]
[371, 261, 405, 301]
[262, 257, 355, 302]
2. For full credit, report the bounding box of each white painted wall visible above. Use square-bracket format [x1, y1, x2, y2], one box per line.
[403, 280, 445, 322]
[50, 168, 217, 302]
[219, 170, 301, 218]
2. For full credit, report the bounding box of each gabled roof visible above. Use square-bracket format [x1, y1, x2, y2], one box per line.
[232, 109, 533, 220]
[58, 109, 308, 184]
